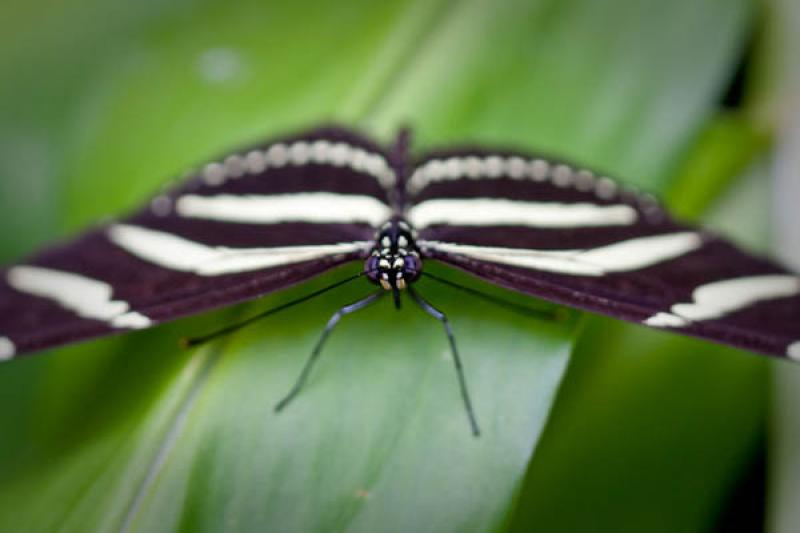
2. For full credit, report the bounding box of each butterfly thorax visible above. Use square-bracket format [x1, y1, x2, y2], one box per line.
[365, 219, 422, 291]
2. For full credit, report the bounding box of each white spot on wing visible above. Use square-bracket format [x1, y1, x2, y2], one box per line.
[643, 274, 800, 327]
[245, 150, 267, 173]
[551, 164, 573, 187]
[530, 159, 549, 181]
[507, 157, 526, 179]
[464, 157, 483, 178]
[202, 162, 226, 186]
[108, 224, 372, 276]
[408, 198, 638, 229]
[175, 192, 392, 227]
[420, 232, 702, 277]
[485, 156, 504, 177]
[224, 154, 246, 178]
[574, 170, 596, 191]
[0, 337, 15, 361]
[595, 177, 618, 199]
[150, 195, 172, 217]
[327, 143, 348, 166]
[288, 142, 311, 165]
[643, 312, 690, 328]
[444, 158, 463, 179]
[6, 266, 152, 330]
[112, 312, 153, 329]
[788, 341, 800, 361]
[310, 140, 331, 163]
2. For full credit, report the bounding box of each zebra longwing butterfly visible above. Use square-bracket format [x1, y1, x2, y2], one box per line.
[1, 125, 798, 435]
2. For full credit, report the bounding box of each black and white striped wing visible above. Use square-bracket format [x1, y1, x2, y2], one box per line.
[0, 126, 395, 359]
[408, 148, 800, 360]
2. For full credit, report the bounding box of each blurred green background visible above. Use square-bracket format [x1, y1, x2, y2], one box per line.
[0, 0, 797, 531]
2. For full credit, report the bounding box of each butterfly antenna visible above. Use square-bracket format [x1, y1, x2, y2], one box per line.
[420, 271, 565, 322]
[274, 291, 384, 412]
[181, 271, 370, 349]
[407, 286, 480, 437]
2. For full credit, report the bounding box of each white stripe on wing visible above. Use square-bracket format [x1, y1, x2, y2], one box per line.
[108, 224, 372, 277]
[408, 197, 637, 229]
[176, 192, 392, 227]
[420, 232, 702, 277]
[6, 266, 153, 330]
[643, 274, 800, 328]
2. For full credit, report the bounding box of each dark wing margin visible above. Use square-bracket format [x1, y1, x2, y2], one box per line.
[408, 147, 800, 360]
[0, 126, 394, 360]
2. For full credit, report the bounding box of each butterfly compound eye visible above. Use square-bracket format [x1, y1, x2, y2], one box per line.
[403, 254, 422, 282]
[365, 255, 381, 281]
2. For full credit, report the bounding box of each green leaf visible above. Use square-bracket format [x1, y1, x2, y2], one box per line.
[0, 0, 764, 532]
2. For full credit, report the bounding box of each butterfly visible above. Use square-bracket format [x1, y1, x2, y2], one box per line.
[1, 125, 798, 435]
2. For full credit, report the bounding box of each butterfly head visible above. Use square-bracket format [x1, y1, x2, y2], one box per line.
[365, 219, 422, 292]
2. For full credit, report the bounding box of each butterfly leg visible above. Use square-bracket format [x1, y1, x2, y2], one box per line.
[408, 286, 481, 437]
[274, 291, 384, 412]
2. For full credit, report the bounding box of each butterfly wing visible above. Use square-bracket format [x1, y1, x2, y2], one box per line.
[0, 126, 395, 359]
[408, 147, 800, 360]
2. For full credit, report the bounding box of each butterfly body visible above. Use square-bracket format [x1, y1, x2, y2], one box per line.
[365, 219, 422, 293]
